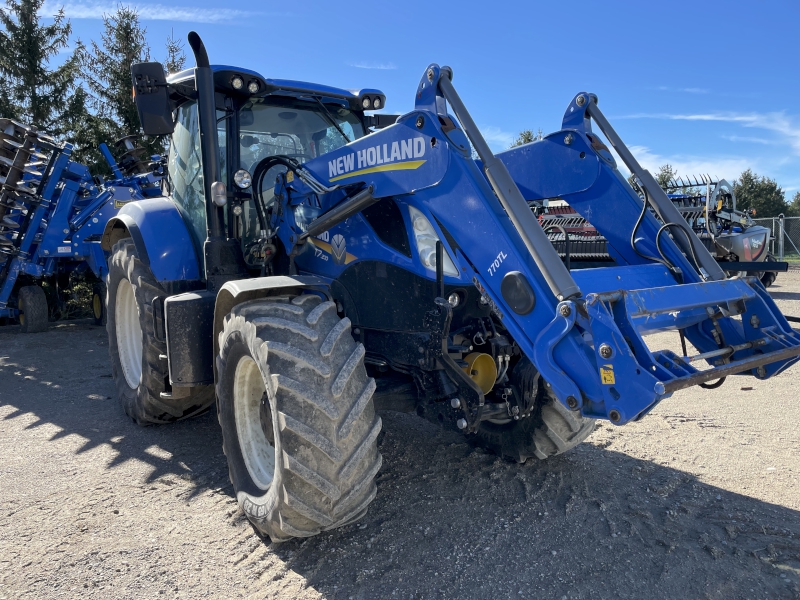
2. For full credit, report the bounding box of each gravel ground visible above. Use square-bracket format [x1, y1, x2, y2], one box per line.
[1, 273, 800, 599]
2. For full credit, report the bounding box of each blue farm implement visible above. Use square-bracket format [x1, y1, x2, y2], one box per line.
[0, 119, 162, 331]
[91, 32, 800, 542]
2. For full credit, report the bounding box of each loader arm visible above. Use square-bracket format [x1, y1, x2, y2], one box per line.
[278, 64, 800, 426]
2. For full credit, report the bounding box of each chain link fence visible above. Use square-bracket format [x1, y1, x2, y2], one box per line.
[752, 216, 800, 261]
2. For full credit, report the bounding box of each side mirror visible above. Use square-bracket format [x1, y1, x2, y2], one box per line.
[131, 62, 174, 136]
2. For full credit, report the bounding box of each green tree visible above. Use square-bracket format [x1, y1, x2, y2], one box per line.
[786, 190, 800, 217]
[76, 5, 160, 172]
[733, 169, 788, 218]
[509, 128, 542, 148]
[0, 76, 18, 119]
[655, 164, 678, 191]
[164, 28, 186, 74]
[81, 6, 150, 141]
[0, 0, 82, 131]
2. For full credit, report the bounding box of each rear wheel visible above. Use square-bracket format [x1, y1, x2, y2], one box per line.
[473, 359, 595, 463]
[17, 285, 48, 333]
[216, 295, 382, 542]
[107, 239, 214, 425]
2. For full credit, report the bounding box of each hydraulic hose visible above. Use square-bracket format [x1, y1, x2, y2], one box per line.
[250, 155, 305, 231]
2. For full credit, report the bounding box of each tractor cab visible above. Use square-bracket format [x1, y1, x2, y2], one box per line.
[138, 61, 387, 273]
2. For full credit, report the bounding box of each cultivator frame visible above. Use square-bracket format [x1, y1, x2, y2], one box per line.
[0, 118, 162, 321]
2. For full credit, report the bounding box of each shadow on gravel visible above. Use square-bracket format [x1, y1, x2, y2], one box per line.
[769, 290, 800, 301]
[2, 324, 800, 599]
[261, 412, 800, 600]
[0, 323, 228, 499]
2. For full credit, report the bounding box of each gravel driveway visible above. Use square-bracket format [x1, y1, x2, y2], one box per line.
[1, 273, 799, 599]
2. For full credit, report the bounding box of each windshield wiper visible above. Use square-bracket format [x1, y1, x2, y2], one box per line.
[313, 97, 351, 144]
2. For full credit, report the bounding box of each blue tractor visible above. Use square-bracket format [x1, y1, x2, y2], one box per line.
[0, 119, 163, 331]
[107, 32, 800, 541]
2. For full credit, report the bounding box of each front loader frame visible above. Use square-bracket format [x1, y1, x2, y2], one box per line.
[277, 66, 800, 427]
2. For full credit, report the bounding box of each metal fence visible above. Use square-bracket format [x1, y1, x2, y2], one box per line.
[752, 216, 800, 260]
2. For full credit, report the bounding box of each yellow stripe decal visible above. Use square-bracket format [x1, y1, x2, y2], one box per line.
[328, 160, 426, 183]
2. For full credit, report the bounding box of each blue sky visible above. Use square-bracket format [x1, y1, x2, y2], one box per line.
[43, 0, 800, 193]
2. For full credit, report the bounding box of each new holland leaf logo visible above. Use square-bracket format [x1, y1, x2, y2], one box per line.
[331, 234, 347, 264]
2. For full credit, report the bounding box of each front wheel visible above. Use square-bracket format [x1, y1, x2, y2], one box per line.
[216, 295, 382, 542]
[473, 359, 596, 463]
[107, 239, 214, 425]
[760, 253, 778, 288]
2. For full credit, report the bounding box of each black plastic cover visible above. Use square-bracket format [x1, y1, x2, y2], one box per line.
[131, 62, 175, 135]
[165, 291, 216, 386]
[501, 271, 536, 315]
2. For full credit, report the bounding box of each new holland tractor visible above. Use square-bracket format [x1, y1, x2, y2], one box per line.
[104, 32, 800, 542]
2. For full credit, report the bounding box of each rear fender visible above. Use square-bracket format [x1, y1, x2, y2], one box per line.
[100, 197, 201, 281]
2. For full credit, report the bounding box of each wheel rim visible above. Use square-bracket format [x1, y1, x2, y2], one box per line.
[115, 278, 142, 389]
[18, 298, 25, 326]
[233, 356, 275, 491]
[93, 293, 102, 319]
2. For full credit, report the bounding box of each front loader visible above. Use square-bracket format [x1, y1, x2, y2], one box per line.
[106, 32, 800, 542]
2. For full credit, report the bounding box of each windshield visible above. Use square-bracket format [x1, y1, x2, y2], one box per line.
[238, 98, 365, 171]
[238, 98, 366, 263]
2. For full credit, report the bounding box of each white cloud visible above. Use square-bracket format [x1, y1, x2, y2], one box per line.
[349, 62, 397, 70]
[480, 126, 515, 151]
[617, 111, 800, 157]
[605, 142, 752, 183]
[655, 86, 710, 94]
[42, 1, 255, 23]
[721, 135, 776, 145]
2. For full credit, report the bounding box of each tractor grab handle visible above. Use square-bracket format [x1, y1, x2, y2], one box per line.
[437, 72, 581, 301]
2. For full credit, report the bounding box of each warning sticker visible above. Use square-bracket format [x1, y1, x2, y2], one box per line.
[600, 364, 616, 385]
[57, 246, 71, 254]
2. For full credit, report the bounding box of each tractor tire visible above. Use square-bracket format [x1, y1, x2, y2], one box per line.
[216, 295, 382, 542]
[473, 360, 595, 463]
[107, 239, 214, 425]
[760, 253, 777, 288]
[17, 285, 48, 333]
[92, 281, 107, 326]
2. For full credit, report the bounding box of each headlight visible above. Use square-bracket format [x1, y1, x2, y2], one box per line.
[231, 76, 244, 90]
[408, 206, 458, 276]
[234, 169, 252, 189]
[372, 97, 381, 109]
[361, 97, 371, 109]
[247, 81, 259, 94]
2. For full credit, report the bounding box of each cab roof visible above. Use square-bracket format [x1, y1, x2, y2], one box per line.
[166, 65, 386, 112]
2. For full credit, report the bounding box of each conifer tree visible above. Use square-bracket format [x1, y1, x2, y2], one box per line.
[164, 29, 186, 74]
[0, 0, 82, 131]
[81, 5, 150, 140]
